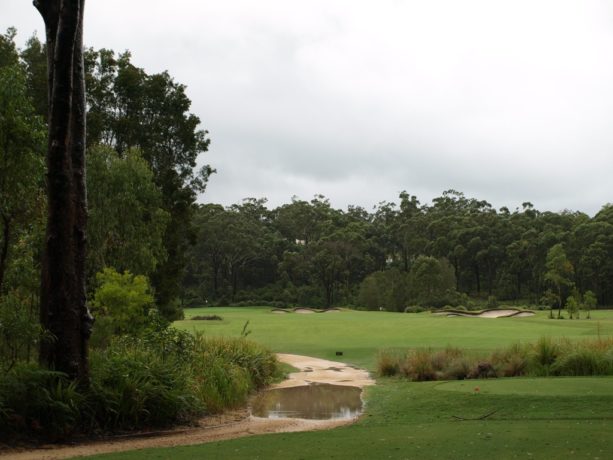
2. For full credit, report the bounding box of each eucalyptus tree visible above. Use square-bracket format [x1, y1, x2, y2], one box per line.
[35, 0, 90, 382]
[84, 48, 212, 318]
[544, 243, 575, 318]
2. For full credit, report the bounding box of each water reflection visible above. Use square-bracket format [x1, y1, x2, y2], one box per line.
[250, 383, 363, 420]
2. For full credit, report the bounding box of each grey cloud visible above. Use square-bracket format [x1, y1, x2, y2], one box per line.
[3, 0, 613, 215]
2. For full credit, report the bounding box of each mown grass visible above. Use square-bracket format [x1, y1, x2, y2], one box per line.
[176, 307, 613, 370]
[88, 308, 613, 459]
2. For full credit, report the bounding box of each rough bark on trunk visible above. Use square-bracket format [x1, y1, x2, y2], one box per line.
[36, 0, 91, 383]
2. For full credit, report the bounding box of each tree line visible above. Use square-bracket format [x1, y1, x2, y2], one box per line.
[184, 192, 613, 311]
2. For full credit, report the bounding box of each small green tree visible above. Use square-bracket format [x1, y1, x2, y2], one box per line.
[583, 290, 597, 320]
[544, 244, 574, 319]
[565, 295, 579, 320]
[90, 268, 155, 347]
[540, 289, 560, 319]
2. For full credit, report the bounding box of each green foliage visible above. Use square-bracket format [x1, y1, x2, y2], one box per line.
[551, 347, 612, 376]
[90, 268, 155, 346]
[531, 337, 560, 373]
[87, 146, 169, 282]
[566, 294, 579, 319]
[408, 256, 457, 307]
[190, 336, 277, 413]
[0, 364, 83, 441]
[544, 244, 574, 318]
[358, 269, 410, 311]
[0, 291, 43, 372]
[0, 324, 279, 440]
[88, 339, 200, 430]
[84, 48, 212, 318]
[583, 290, 597, 319]
[0, 63, 45, 294]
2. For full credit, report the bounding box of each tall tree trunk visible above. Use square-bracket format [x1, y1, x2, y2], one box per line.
[36, 0, 91, 383]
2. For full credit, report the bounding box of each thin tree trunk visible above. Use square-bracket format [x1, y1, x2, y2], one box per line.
[36, 0, 91, 383]
[0, 213, 10, 293]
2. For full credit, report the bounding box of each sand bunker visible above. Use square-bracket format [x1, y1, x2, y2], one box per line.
[275, 354, 374, 389]
[294, 308, 316, 314]
[434, 308, 535, 318]
[6, 354, 373, 460]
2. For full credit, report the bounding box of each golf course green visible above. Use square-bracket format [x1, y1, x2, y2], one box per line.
[92, 307, 613, 459]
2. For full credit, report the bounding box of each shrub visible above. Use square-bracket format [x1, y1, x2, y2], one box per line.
[90, 268, 155, 348]
[0, 365, 82, 441]
[531, 337, 560, 374]
[191, 315, 223, 321]
[551, 346, 613, 376]
[443, 357, 472, 380]
[0, 323, 279, 441]
[492, 343, 529, 377]
[401, 349, 437, 381]
[88, 342, 200, 430]
[377, 350, 401, 377]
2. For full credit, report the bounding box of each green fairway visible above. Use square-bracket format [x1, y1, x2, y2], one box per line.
[436, 376, 613, 396]
[92, 308, 613, 460]
[176, 307, 613, 369]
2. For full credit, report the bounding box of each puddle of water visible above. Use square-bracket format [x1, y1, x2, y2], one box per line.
[250, 383, 363, 420]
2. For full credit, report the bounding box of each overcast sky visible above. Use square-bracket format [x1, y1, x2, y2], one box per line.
[3, 1, 613, 215]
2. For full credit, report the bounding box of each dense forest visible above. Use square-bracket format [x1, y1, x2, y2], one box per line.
[183, 193, 613, 310]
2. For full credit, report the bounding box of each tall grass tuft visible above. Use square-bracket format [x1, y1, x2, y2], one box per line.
[531, 337, 560, 375]
[491, 343, 529, 377]
[376, 350, 402, 377]
[189, 336, 278, 413]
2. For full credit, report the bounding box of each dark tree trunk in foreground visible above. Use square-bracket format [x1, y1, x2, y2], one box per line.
[35, 0, 91, 383]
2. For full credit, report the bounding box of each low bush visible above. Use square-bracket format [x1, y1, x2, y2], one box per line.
[0, 365, 82, 441]
[0, 325, 279, 442]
